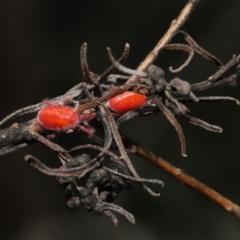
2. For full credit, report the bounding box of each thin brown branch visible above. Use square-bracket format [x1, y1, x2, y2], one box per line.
[122, 135, 240, 219]
[126, 0, 200, 84]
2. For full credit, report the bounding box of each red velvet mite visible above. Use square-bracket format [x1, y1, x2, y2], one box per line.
[36, 91, 147, 134]
[36, 102, 96, 134]
[108, 91, 147, 114]
[37, 105, 80, 131]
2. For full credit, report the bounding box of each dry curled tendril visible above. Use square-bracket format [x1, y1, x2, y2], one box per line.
[1, 1, 240, 225]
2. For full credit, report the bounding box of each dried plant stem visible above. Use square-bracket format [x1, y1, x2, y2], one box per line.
[123, 135, 240, 219]
[126, 0, 200, 84]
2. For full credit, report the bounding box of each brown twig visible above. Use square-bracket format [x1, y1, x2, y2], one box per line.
[126, 0, 200, 84]
[122, 135, 240, 219]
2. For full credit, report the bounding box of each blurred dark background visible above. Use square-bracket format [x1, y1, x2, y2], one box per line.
[1, 0, 240, 239]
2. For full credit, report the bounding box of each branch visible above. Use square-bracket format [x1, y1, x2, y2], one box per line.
[122, 134, 240, 219]
[126, 0, 200, 84]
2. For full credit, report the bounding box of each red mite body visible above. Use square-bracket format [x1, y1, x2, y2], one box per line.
[108, 91, 147, 114]
[37, 91, 147, 132]
[37, 105, 79, 131]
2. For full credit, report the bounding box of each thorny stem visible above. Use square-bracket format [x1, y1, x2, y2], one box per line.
[122, 135, 240, 219]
